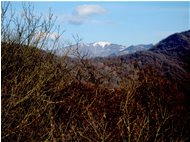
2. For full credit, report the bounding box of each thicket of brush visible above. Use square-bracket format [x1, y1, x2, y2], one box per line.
[2, 2, 190, 141]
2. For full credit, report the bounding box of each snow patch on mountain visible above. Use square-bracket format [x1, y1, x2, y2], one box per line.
[92, 41, 111, 48]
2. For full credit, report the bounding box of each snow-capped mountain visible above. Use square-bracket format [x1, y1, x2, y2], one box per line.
[92, 41, 111, 48]
[55, 41, 153, 58]
[115, 44, 153, 56]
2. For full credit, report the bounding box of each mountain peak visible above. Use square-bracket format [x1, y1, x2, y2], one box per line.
[152, 30, 190, 52]
[92, 41, 111, 48]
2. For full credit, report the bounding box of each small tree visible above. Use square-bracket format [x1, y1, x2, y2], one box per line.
[1, 2, 63, 51]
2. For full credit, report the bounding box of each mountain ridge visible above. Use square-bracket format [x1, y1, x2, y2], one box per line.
[55, 42, 153, 58]
[108, 30, 190, 96]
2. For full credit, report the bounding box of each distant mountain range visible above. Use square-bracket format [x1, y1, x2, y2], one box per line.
[114, 44, 153, 56]
[55, 41, 153, 58]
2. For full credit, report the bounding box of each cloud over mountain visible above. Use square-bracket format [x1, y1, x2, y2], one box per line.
[65, 5, 106, 25]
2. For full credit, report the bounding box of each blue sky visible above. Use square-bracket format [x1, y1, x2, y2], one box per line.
[9, 1, 190, 46]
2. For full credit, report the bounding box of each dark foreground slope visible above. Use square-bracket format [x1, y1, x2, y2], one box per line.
[2, 31, 190, 142]
[105, 30, 190, 101]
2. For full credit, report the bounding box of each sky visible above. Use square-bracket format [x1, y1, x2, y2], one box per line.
[7, 1, 190, 46]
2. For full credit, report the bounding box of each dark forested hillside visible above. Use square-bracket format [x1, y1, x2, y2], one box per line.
[102, 30, 190, 97]
[2, 29, 190, 141]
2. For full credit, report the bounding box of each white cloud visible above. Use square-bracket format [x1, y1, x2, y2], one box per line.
[65, 5, 106, 25]
[47, 32, 59, 40]
[33, 31, 59, 40]
[75, 5, 106, 17]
